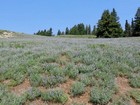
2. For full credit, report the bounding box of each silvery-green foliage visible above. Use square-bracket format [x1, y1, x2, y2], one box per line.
[25, 87, 41, 100]
[78, 74, 91, 86]
[71, 82, 85, 96]
[42, 75, 66, 88]
[41, 88, 68, 104]
[29, 73, 42, 87]
[90, 87, 114, 104]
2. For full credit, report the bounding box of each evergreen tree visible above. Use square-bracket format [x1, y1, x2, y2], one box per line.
[92, 25, 97, 35]
[70, 25, 79, 35]
[131, 18, 134, 36]
[61, 31, 65, 35]
[65, 27, 69, 35]
[57, 30, 61, 35]
[77, 23, 85, 35]
[110, 8, 123, 37]
[133, 7, 140, 36]
[97, 9, 123, 38]
[124, 20, 131, 37]
[97, 10, 111, 38]
[89, 25, 91, 35]
[35, 28, 53, 36]
[86, 25, 91, 35]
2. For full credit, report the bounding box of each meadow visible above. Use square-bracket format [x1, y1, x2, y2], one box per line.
[0, 34, 140, 105]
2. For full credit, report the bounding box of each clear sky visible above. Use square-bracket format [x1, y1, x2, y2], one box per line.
[0, 0, 140, 34]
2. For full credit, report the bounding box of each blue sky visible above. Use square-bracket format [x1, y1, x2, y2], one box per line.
[0, 0, 140, 34]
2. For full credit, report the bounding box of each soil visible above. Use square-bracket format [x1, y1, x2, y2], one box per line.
[58, 79, 92, 105]
[130, 99, 137, 105]
[71, 87, 92, 105]
[11, 79, 31, 96]
[0, 32, 13, 38]
[3, 79, 11, 85]
[115, 77, 132, 94]
[28, 99, 47, 105]
[114, 77, 138, 105]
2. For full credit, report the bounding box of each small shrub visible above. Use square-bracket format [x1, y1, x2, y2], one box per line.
[29, 73, 42, 87]
[42, 63, 59, 73]
[42, 75, 66, 88]
[76, 64, 94, 74]
[90, 87, 113, 104]
[65, 66, 79, 79]
[25, 87, 41, 100]
[71, 82, 85, 96]
[129, 90, 140, 103]
[78, 74, 91, 86]
[49, 68, 64, 76]
[41, 89, 68, 104]
[44, 56, 56, 63]
[129, 76, 140, 88]
[112, 95, 131, 105]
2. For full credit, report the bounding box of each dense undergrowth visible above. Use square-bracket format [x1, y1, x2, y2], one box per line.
[0, 35, 140, 105]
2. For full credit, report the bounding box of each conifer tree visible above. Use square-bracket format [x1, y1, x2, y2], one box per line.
[133, 7, 140, 36]
[65, 27, 69, 35]
[92, 25, 97, 35]
[131, 18, 134, 36]
[57, 30, 61, 35]
[124, 20, 131, 37]
[110, 8, 123, 37]
[86, 25, 91, 35]
[97, 9, 123, 38]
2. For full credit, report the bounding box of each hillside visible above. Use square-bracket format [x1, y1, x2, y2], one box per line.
[0, 34, 140, 105]
[0, 30, 17, 38]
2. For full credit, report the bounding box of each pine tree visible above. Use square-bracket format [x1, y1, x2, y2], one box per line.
[124, 20, 131, 37]
[70, 25, 79, 35]
[86, 25, 91, 35]
[97, 9, 123, 38]
[110, 8, 123, 37]
[57, 30, 61, 35]
[65, 27, 69, 35]
[97, 10, 111, 38]
[77, 23, 85, 35]
[61, 31, 65, 35]
[131, 18, 134, 36]
[133, 7, 140, 36]
[92, 25, 97, 35]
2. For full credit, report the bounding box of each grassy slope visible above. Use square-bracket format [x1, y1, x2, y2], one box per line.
[0, 33, 140, 105]
[57, 35, 96, 38]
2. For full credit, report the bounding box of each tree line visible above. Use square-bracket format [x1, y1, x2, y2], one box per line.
[34, 7, 140, 38]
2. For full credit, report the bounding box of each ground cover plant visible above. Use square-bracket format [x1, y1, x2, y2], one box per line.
[0, 34, 140, 105]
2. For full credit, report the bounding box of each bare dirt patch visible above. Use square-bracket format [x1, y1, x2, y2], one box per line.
[58, 80, 92, 105]
[58, 79, 74, 94]
[27, 99, 47, 105]
[60, 55, 70, 62]
[38, 86, 47, 92]
[0, 32, 14, 38]
[112, 77, 138, 105]
[130, 99, 137, 105]
[11, 79, 31, 96]
[3, 79, 11, 85]
[58, 79, 74, 104]
[71, 87, 92, 105]
[115, 77, 132, 94]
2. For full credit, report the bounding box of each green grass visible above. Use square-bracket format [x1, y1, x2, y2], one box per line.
[57, 35, 96, 38]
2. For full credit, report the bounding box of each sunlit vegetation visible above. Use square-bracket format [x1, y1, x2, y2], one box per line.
[0, 34, 140, 104]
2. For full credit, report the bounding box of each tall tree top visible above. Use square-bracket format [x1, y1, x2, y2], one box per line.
[135, 7, 140, 18]
[101, 10, 110, 20]
[111, 8, 119, 21]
